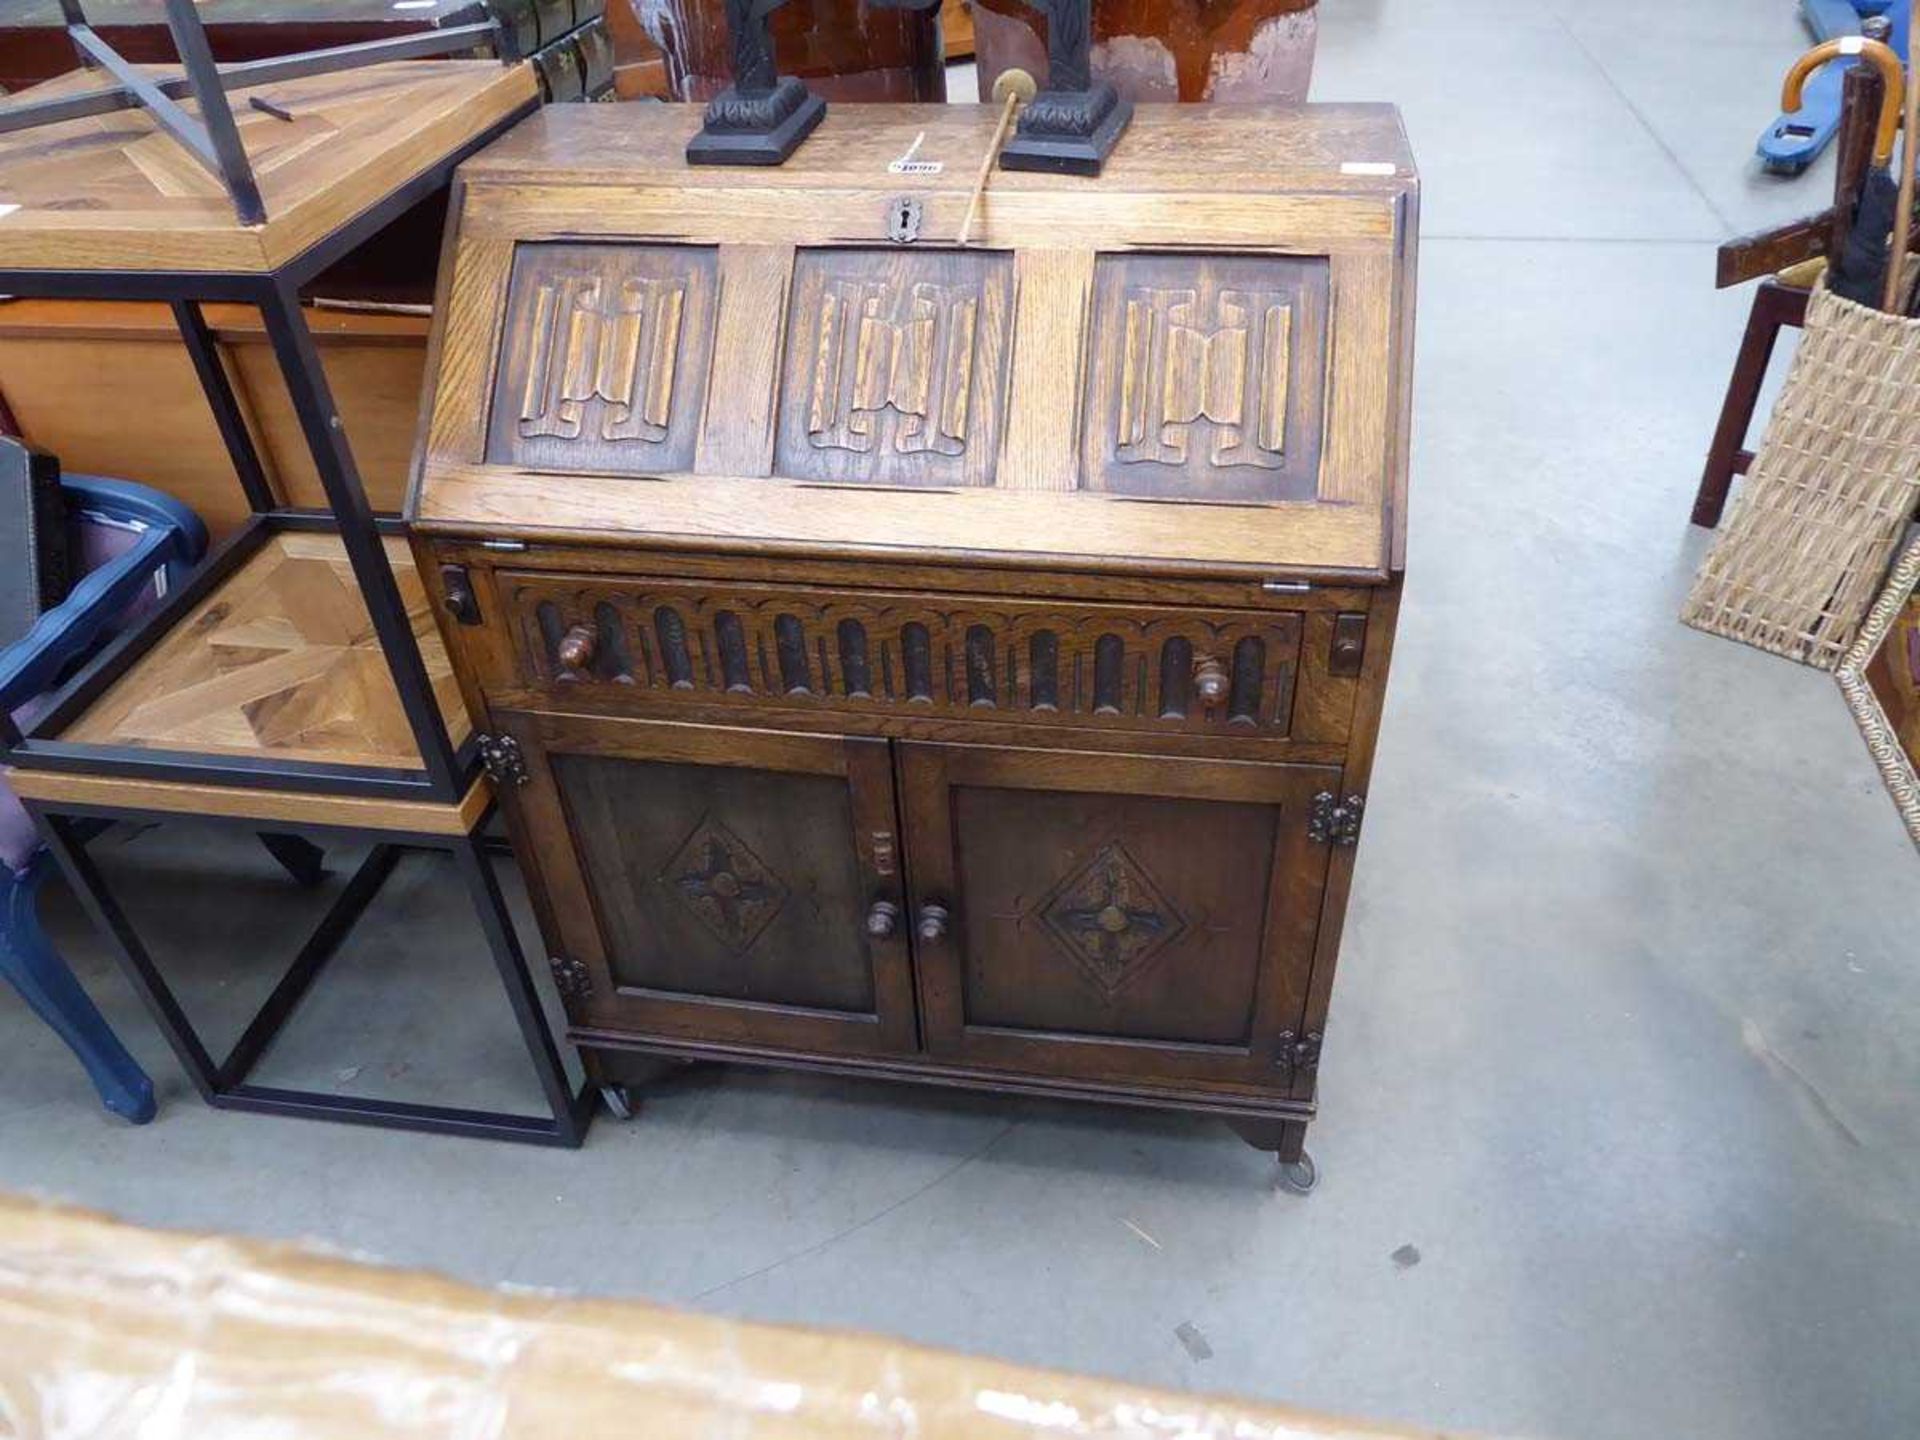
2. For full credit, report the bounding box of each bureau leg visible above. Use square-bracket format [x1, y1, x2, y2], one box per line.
[592, 1053, 696, 1120]
[1227, 1117, 1318, 1194]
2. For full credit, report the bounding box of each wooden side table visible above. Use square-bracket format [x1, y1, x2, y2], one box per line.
[0, 59, 592, 1145]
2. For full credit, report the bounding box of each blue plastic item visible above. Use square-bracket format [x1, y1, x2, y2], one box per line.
[1757, 0, 1911, 175]
[0, 470, 205, 1125]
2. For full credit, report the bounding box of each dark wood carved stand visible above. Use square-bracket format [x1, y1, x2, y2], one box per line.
[409, 102, 1418, 1188]
[684, 0, 938, 165]
[999, 0, 1133, 175]
[0, 43, 591, 1145]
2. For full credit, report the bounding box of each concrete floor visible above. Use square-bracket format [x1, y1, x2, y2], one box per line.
[4, 2, 1920, 1436]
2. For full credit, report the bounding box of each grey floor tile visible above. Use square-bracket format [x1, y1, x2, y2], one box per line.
[1313, 3, 1729, 240]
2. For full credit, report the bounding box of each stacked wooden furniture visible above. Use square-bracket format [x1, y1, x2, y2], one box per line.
[0, 60, 590, 1146]
[0, 300, 431, 543]
[411, 101, 1417, 1181]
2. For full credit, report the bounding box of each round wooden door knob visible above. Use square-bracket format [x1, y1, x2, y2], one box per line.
[916, 903, 951, 943]
[866, 900, 900, 939]
[1193, 655, 1230, 704]
[557, 624, 598, 674]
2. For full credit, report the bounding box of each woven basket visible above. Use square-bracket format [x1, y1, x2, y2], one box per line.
[1683, 278, 1920, 669]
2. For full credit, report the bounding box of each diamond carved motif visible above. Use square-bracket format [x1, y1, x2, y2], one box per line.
[662, 816, 788, 953]
[1037, 842, 1187, 996]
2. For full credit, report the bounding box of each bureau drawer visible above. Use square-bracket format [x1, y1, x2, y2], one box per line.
[491, 571, 1312, 740]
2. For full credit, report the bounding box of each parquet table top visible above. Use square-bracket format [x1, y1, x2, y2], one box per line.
[0, 59, 536, 273]
[60, 532, 471, 772]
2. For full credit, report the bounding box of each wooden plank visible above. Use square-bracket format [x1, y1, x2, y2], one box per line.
[5, 767, 489, 835]
[460, 181, 1399, 254]
[1319, 250, 1393, 507]
[999, 249, 1093, 493]
[415, 464, 1388, 578]
[694, 244, 792, 476]
[461, 101, 1417, 194]
[419, 235, 514, 477]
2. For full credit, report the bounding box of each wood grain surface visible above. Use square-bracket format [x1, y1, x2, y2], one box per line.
[5, 767, 491, 836]
[60, 532, 470, 768]
[413, 102, 1416, 578]
[0, 61, 535, 272]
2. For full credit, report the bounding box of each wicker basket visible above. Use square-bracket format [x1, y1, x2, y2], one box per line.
[1683, 278, 1920, 669]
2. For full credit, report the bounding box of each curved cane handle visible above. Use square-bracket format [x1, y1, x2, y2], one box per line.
[1783, 38, 1904, 164]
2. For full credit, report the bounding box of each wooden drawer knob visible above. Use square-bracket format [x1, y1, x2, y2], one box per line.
[916, 903, 951, 943]
[1193, 655, 1229, 704]
[557, 623, 597, 675]
[866, 900, 900, 939]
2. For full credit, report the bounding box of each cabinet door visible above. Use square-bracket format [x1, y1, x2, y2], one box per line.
[898, 743, 1337, 1089]
[500, 712, 916, 1055]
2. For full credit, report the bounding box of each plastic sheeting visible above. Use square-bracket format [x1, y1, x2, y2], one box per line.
[0, 1193, 1467, 1440]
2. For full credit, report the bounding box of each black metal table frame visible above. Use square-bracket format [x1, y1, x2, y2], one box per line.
[0, 100, 536, 806]
[29, 793, 593, 1147]
[0, 82, 593, 1145]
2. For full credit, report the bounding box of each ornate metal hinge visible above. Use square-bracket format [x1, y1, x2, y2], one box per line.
[549, 955, 594, 1005]
[1274, 1030, 1323, 1083]
[477, 733, 530, 787]
[1308, 792, 1365, 846]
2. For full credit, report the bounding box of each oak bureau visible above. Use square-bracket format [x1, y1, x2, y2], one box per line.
[407, 99, 1418, 1186]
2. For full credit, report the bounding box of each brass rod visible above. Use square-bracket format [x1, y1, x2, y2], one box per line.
[957, 91, 1021, 248]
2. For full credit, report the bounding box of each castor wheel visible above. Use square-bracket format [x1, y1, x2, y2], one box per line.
[600, 1084, 637, 1120]
[1275, 1151, 1318, 1195]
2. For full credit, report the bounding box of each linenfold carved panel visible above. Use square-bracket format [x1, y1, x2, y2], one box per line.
[774, 248, 1015, 488]
[486, 243, 718, 476]
[1082, 253, 1330, 502]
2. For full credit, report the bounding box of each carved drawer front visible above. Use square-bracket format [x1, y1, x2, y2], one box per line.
[501, 573, 1307, 738]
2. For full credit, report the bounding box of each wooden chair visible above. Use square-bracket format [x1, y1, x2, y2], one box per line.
[1692, 278, 1813, 529]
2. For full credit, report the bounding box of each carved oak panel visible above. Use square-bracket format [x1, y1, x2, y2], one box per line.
[553, 753, 878, 1013]
[952, 785, 1279, 1046]
[486, 242, 719, 476]
[1081, 253, 1330, 502]
[774, 248, 1016, 487]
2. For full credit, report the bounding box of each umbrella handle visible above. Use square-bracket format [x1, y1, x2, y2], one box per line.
[1783, 37, 1904, 164]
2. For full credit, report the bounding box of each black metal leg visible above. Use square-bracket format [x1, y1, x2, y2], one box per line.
[215, 844, 398, 1087]
[258, 832, 327, 888]
[37, 813, 222, 1103]
[449, 835, 593, 1144]
[3, 11, 503, 149]
[30, 807, 592, 1148]
[160, 0, 266, 224]
[255, 279, 464, 802]
[172, 300, 278, 514]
